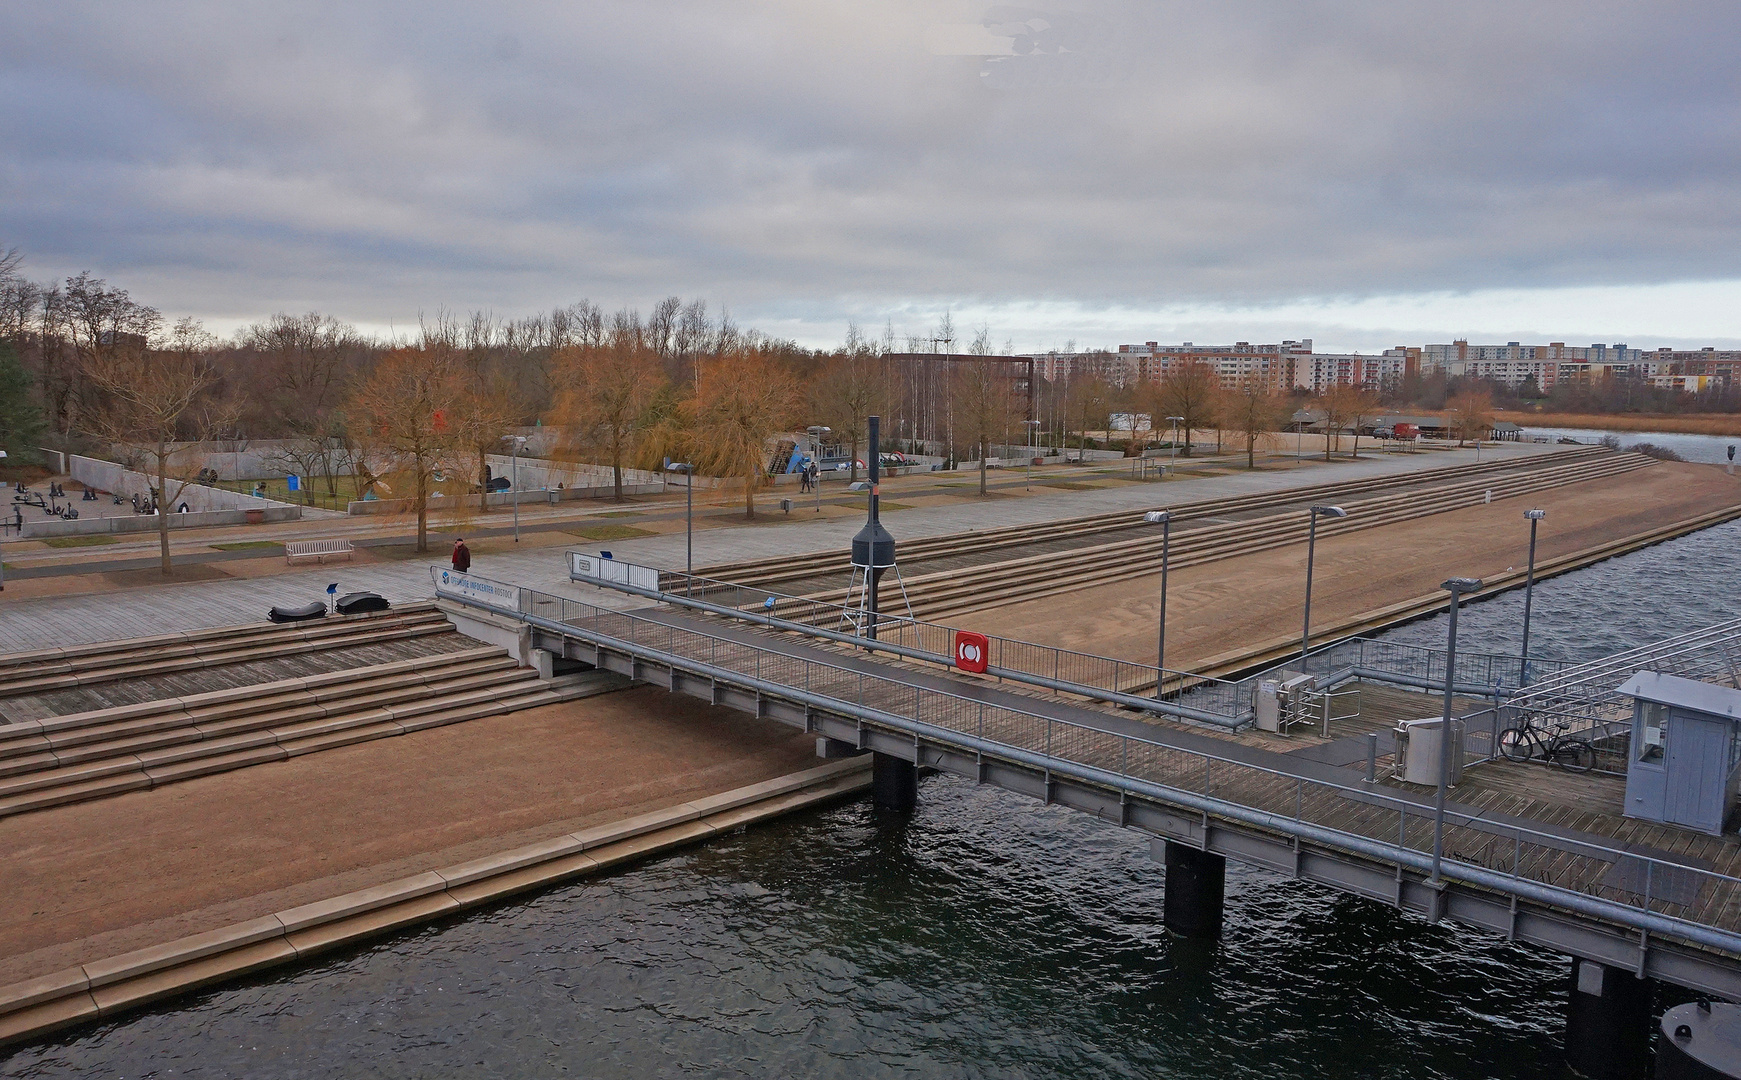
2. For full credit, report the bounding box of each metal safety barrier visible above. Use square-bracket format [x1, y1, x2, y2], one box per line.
[439, 566, 1741, 969]
[568, 553, 1254, 725]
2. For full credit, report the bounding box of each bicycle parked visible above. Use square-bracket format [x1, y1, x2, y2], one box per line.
[1497, 717, 1597, 772]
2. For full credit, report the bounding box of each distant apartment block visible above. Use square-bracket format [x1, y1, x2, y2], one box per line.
[1420, 341, 1673, 388]
[1115, 340, 1314, 391]
[1031, 350, 1143, 386]
[1031, 338, 1734, 395]
[1056, 339, 1416, 392]
[1646, 347, 1741, 392]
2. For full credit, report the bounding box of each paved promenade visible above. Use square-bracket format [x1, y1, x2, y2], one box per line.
[0, 444, 1557, 653]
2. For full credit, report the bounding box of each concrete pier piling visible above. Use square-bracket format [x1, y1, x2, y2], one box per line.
[1159, 841, 1226, 939]
[871, 753, 918, 812]
[1565, 959, 1654, 1080]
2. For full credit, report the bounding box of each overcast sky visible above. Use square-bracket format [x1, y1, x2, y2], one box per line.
[5, 1, 1741, 351]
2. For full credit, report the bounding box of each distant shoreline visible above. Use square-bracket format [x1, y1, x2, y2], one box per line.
[1511, 413, 1741, 437]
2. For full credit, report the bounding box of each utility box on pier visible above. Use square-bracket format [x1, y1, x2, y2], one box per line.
[1619, 671, 1741, 836]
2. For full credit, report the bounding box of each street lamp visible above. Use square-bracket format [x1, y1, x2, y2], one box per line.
[1024, 419, 1041, 489]
[1432, 576, 1484, 887]
[806, 426, 831, 513]
[1166, 415, 1184, 476]
[666, 461, 694, 593]
[1145, 510, 1171, 695]
[508, 435, 528, 543]
[1519, 509, 1546, 686]
[1300, 505, 1349, 667]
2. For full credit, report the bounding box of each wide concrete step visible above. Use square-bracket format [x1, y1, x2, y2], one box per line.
[0, 671, 624, 820]
[0, 646, 508, 750]
[0, 653, 535, 779]
[0, 601, 443, 671]
[0, 605, 452, 697]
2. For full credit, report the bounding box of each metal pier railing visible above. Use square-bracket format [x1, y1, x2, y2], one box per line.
[440, 567, 1741, 990]
[1509, 618, 1741, 734]
[568, 553, 1254, 726]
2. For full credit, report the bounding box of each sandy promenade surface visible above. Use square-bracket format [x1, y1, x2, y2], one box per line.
[961, 461, 1741, 668]
[0, 686, 815, 986]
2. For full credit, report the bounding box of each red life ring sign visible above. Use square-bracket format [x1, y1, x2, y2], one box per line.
[954, 631, 990, 673]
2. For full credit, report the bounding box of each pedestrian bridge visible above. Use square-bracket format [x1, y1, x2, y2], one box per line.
[433, 564, 1741, 1002]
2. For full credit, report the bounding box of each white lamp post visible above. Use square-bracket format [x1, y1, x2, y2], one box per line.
[666, 461, 694, 592]
[1145, 510, 1171, 694]
[806, 426, 831, 512]
[1301, 505, 1349, 666]
[509, 435, 528, 543]
[1024, 418, 1041, 489]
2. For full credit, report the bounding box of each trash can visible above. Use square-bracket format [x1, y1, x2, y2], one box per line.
[1399, 717, 1464, 786]
[244, 509, 265, 525]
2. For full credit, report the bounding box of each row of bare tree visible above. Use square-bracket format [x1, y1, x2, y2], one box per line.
[0, 248, 1499, 577]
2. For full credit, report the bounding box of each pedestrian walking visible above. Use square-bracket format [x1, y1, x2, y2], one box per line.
[452, 537, 471, 574]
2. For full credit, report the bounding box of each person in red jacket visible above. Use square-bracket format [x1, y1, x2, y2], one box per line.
[451, 537, 471, 573]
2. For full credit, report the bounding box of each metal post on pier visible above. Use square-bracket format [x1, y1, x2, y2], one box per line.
[853, 415, 915, 811]
[1145, 510, 1171, 696]
[1431, 576, 1482, 890]
[1520, 508, 1545, 686]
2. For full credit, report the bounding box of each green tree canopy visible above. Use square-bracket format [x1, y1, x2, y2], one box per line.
[0, 340, 44, 464]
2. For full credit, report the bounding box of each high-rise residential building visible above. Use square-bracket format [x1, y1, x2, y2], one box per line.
[1421, 341, 1655, 388]
[1295, 349, 1414, 393]
[1113, 340, 1315, 390]
[1646, 347, 1739, 391]
[1031, 350, 1142, 386]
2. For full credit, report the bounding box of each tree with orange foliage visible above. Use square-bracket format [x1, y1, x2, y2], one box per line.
[692, 348, 802, 518]
[347, 346, 468, 552]
[1224, 376, 1288, 469]
[81, 317, 237, 576]
[1449, 388, 1494, 446]
[549, 339, 667, 500]
[1321, 383, 1380, 459]
[1155, 359, 1219, 457]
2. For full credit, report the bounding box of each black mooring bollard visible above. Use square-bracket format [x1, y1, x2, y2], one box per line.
[1657, 999, 1741, 1079]
[871, 752, 917, 812]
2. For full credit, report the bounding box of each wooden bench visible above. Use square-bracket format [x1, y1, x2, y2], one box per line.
[284, 539, 355, 565]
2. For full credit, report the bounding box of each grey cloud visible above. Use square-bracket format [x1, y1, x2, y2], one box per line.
[2, 0, 1740, 337]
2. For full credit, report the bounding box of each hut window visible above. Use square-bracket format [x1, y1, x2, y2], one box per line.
[1637, 702, 1667, 764]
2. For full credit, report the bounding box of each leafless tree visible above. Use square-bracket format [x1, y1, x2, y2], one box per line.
[1067, 375, 1114, 452]
[812, 340, 898, 482]
[1449, 388, 1494, 446]
[347, 346, 469, 552]
[1155, 359, 1219, 457]
[81, 318, 236, 575]
[1328, 384, 1381, 458]
[1224, 377, 1289, 468]
[241, 312, 366, 495]
[952, 357, 1017, 495]
[676, 299, 710, 393]
[693, 347, 801, 518]
[551, 339, 668, 500]
[648, 296, 680, 367]
[59, 273, 162, 437]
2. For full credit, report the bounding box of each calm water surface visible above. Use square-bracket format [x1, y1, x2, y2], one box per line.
[6, 522, 1738, 1079]
[1520, 426, 1740, 465]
